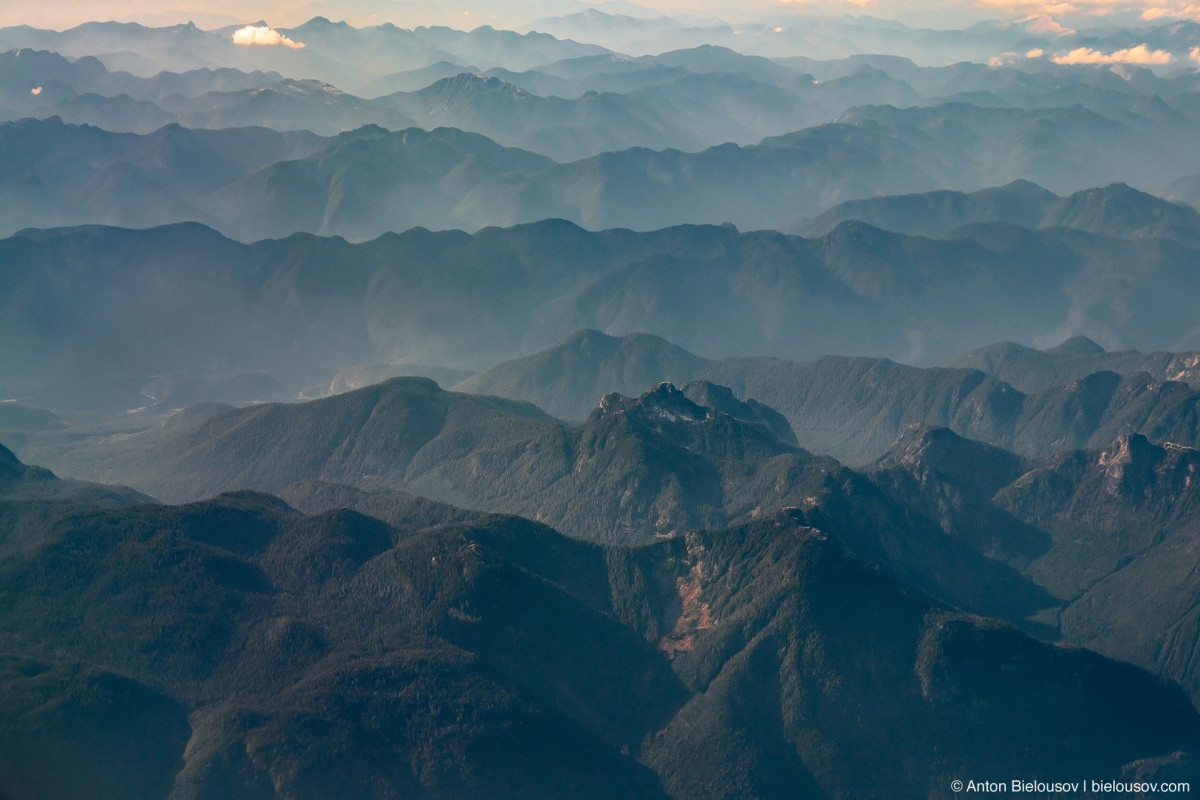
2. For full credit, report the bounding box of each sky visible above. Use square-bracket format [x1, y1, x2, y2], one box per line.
[4, 0, 1200, 31]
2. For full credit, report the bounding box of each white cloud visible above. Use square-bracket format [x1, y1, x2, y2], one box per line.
[1026, 48, 1046, 58]
[231, 25, 305, 49]
[1015, 12, 1076, 34]
[30, 86, 42, 95]
[974, 0, 1200, 22]
[1052, 44, 1175, 64]
[1142, 3, 1200, 19]
[1191, 46, 1200, 64]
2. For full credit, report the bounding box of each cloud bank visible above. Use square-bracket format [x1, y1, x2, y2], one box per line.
[1142, 3, 1200, 20]
[231, 25, 304, 49]
[1051, 44, 1174, 63]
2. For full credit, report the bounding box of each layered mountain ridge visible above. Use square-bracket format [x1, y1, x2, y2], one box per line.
[6, 12, 1200, 800]
[798, 180, 1200, 246]
[460, 329, 1200, 464]
[6, 97, 1200, 239]
[17, 377, 844, 544]
[7, 215, 1200, 410]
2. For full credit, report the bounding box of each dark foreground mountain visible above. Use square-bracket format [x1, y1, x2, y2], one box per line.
[460, 330, 1200, 464]
[866, 426, 1200, 705]
[951, 336, 1200, 393]
[1, 451, 1195, 799]
[7, 218, 1200, 409]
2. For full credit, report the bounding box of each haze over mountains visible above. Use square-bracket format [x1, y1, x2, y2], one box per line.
[796, 180, 1200, 244]
[6, 5, 1200, 799]
[7, 102, 1200, 238]
[6, 213, 1200, 412]
[6, 15, 1200, 239]
[458, 329, 1200, 463]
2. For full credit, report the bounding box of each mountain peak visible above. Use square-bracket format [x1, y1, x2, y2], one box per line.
[590, 381, 804, 473]
[1047, 336, 1106, 355]
[628, 382, 708, 423]
[426, 72, 528, 101]
[681, 381, 798, 445]
[883, 424, 987, 463]
[1098, 431, 1162, 474]
[876, 424, 1028, 498]
[1100, 432, 1156, 465]
[0, 442, 23, 478]
[556, 328, 621, 352]
[1096, 432, 1173, 496]
[296, 16, 348, 29]
[1043, 183, 1200, 245]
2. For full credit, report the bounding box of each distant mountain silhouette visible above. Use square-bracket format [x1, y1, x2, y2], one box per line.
[800, 181, 1200, 247]
[951, 337, 1200, 393]
[7, 97, 1200, 237]
[7, 220, 1200, 409]
[375, 72, 701, 161]
[461, 330, 1200, 463]
[0, 19, 611, 91]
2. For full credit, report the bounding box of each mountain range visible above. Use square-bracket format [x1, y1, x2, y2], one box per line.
[12, 35, 1200, 167]
[0, 48, 897, 159]
[0, 18, 611, 90]
[7, 88, 1200, 238]
[797, 180, 1200, 245]
[460, 329, 1200, 463]
[7, 12, 1200, 799]
[15, 358, 1200, 628]
[7, 214, 1200, 411]
[15, 377, 848, 544]
[951, 336, 1200, 393]
[21, 366, 1200, 711]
